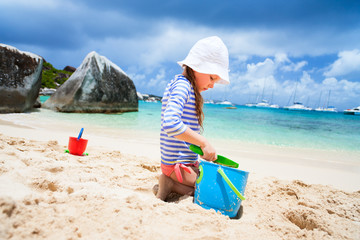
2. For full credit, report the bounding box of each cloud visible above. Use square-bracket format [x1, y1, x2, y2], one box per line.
[0, 0, 60, 8]
[214, 57, 280, 104]
[1, 0, 360, 110]
[205, 54, 360, 110]
[213, 57, 310, 103]
[148, 68, 167, 88]
[322, 77, 360, 99]
[324, 49, 360, 77]
[75, 0, 360, 32]
[322, 77, 338, 87]
[281, 61, 308, 72]
[274, 72, 360, 109]
[129, 67, 169, 96]
[246, 58, 277, 78]
[2, 0, 359, 73]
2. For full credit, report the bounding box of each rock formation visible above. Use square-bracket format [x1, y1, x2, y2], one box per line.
[63, 66, 76, 72]
[43, 51, 138, 113]
[0, 44, 43, 113]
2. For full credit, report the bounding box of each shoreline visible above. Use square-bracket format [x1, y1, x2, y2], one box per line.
[4, 102, 360, 153]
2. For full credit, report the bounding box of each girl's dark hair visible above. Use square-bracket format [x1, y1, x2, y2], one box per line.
[183, 66, 204, 130]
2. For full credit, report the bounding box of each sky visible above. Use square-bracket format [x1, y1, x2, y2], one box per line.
[1, 0, 360, 110]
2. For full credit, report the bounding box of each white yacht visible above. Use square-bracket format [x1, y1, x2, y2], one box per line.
[315, 90, 337, 112]
[255, 100, 270, 108]
[204, 100, 215, 104]
[315, 106, 337, 112]
[344, 106, 360, 115]
[285, 82, 312, 111]
[216, 100, 233, 105]
[255, 99, 279, 109]
[284, 102, 312, 111]
[245, 103, 256, 107]
[269, 104, 280, 109]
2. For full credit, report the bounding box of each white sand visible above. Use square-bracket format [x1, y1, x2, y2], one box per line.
[0, 117, 360, 239]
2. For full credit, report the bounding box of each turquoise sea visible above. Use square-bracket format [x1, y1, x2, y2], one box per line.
[36, 96, 360, 152]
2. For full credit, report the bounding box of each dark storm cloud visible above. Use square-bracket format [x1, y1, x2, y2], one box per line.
[77, 0, 360, 30]
[2, 0, 359, 52]
[1, 0, 360, 109]
[0, 1, 155, 50]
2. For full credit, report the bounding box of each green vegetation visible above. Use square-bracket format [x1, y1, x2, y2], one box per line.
[41, 62, 73, 89]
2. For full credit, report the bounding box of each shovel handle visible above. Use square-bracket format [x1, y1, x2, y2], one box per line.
[189, 145, 239, 168]
[77, 128, 84, 140]
[189, 144, 203, 155]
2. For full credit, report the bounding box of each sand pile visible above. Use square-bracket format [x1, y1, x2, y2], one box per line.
[0, 133, 359, 239]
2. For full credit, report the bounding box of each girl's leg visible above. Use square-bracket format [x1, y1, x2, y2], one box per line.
[169, 165, 198, 188]
[156, 166, 198, 201]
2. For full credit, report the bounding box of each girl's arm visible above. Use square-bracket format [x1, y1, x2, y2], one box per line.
[174, 128, 217, 162]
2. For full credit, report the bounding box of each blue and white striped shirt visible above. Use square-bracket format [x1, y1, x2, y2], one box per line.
[160, 75, 200, 165]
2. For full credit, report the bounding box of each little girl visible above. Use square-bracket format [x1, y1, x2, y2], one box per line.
[156, 36, 230, 201]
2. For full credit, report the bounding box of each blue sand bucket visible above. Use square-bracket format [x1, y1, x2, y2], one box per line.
[194, 160, 249, 218]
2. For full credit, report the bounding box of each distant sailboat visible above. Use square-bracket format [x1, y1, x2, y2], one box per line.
[315, 90, 337, 112]
[284, 82, 312, 111]
[314, 91, 323, 111]
[284, 102, 312, 111]
[245, 103, 256, 107]
[204, 99, 214, 104]
[245, 93, 256, 107]
[269, 89, 279, 108]
[216, 100, 233, 105]
[255, 99, 270, 107]
[255, 81, 279, 108]
[255, 80, 269, 108]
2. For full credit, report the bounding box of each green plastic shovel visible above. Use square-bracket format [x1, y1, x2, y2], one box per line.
[189, 145, 239, 168]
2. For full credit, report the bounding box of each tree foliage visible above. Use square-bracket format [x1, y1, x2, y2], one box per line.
[41, 62, 73, 89]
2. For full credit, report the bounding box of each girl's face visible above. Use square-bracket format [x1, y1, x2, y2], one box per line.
[193, 71, 220, 92]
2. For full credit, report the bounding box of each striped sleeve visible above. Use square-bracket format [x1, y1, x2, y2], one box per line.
[161, 77, 191, 137]
[160, 75, 199, 165]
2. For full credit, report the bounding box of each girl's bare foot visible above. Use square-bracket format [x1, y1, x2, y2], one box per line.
[156, 174, 174, 201]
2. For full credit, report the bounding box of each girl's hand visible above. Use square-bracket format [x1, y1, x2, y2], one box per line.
[172, 128, 217, 161]
[201, 143, 217, 162]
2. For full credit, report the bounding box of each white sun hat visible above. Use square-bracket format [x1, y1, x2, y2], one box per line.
[177, 36, 230, 85]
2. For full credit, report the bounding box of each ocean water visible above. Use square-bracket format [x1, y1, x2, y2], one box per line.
[203, 104, 360, 151]
[18, 96, 360, 152]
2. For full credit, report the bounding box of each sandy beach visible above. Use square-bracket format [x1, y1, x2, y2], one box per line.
[1, 116, 360, 239]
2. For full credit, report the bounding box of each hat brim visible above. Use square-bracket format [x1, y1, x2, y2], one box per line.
[177, 61, 230, 85]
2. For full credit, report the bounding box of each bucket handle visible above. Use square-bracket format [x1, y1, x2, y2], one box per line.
[217, 167, 245, 201]
[196, 165, 204, 184]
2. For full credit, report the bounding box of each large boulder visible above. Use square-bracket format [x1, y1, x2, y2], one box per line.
[63, 66, 76, 72]
[43, 51, 138, 113]
[0, 44, 43, 113]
